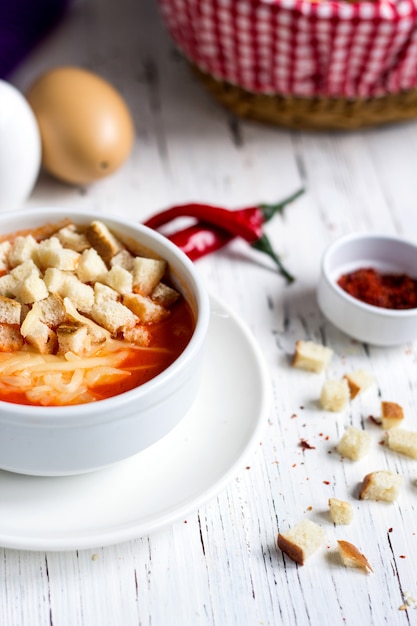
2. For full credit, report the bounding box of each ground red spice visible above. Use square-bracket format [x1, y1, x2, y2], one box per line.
[337, 267, 417, 309]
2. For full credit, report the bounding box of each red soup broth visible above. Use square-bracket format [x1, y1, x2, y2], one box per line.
[0, 220, 196, 407]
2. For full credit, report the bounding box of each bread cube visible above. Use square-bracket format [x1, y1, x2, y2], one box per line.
[151, 282, 180, 308]
[132, 257, 167, 296]
[0, 296, 21, 325]
[20, 308, 56, 354]
[90, 301, 138, 334]
[34, 294, 66, 328]
[277, 519, 325, 565]
[359, 470, 402, 502]
[0, 240, 11, 271]
[76, 247, 108, 283]
[337, 540, 373, 573]
[123, 292, 170, 324]
[16, 272, 48, 304]
[386, 428, 417, 459]
[93, 282, 119, 305]
[56, 224, 90, 252]
[328, 498, 354, 525]
[292, 340, 333, 373]
[320, 379, 350, 412]
[381, 401, 404, 430]
[10, 259, 40, 281]
[111, 249, 134, 271]
[57, 322, 91, 356]
[103, 265, 133, 295]
[0, 323, 24, 352]
[337, 426, 371, 461]
[344, 368, 374, 399]
[0, 273, 17, 298]
[123, 325, 150, 347]
[8, 235, 39, 268]
[86, 220, 123, 262]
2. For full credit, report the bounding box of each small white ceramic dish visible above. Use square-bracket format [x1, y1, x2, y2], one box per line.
[0, 207, 210, 476]
[0, 294, 270, 551]
[317, 232, 417, 347]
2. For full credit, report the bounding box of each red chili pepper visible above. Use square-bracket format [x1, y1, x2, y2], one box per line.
[144, 188, 304, 283]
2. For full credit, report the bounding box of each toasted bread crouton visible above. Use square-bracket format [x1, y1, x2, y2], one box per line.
[381, 401, 404, 430]
[320, 379, 350, 412]
[34, 294, 66, 328]
[151, 282, 180, 308]
[328, 498, 354, 525]
[110, 249, 134, 271]
[8, 235, 39, 268]
[386, 428, 417, 459]
[132, 257, 167, 296]
[93, 282, 119, 305]
[57, 322, 91, 356]
[20, 308, 57, 354]
[344, 369, 375, 399]
[15, 271, 49, 304]
[337, 540, 373, 573]
[359, 470, 402, 502]
[37, 236, 80, 271]
[277, 519, 325, 565]
[123, 325, 150, 347]
[0, 273, 17, 298]
[61, 277, 94, 312]
[43, 267, 72, 293]
[10, 259, 40, 281]
[0, 240, 11, 271]
[103, 265, 133, 295]
[292, 340, 333, 373]
[56, 224, 90, 252]
[63, 297, 109, 344]
[0, 296, 21, 325]
[76, 247, 108, 284]
[90, 301, 138, 335]
[0, 323, 24, 351]
[86, 220, 123, 262]
[337, 426, 371, 461]
[123, 292, 170, 324]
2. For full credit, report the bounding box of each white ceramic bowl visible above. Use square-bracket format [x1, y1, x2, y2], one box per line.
[317, 232, 417, 347]
[0, 207, 210, 476]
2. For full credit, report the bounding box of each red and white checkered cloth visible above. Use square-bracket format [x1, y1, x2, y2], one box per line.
[158, 0, 417, 98]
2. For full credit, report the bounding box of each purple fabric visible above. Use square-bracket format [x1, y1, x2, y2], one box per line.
[0, 0, 70, 78]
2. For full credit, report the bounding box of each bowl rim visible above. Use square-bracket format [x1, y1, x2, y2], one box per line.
[0, 206, 210, 420]
[321, 231, 417, 319]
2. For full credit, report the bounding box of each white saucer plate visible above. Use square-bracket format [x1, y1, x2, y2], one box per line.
[0, 294, 270, 552]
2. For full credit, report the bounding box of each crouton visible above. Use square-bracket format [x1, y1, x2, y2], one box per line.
[57, 322, 91, 356]
[34, 294, 66, 328]
[337, 540, 373, 573]
[277, 519, 325, 565]
[320, 379, 350, 412]
[63, 297, 109, 344]
[292, 340, 333, 373]
[328, 498, 354, 525]
[20, 308, 57, 354]
[344, 369, 374, 399]
[381, 401, 404, 430]
[103, 265, 133, 295]
[151, 282, 180, 308]
[93, 282, 119, 305]
[37, 236, 80, 271]
[61, 277, 94, 312]
[0, 240, 11, 271]
[123, 292, 170, 324]
[10, 259, 40, 281]
[123, 325, 150, 347]
[15, 271, 49, 304]
[0, 273, 17, 298]
[110, 249, 134, 271]
[0, 323, 24, 351]
[386, 428, 417, 459]
[359, 470, 402, 502]
[86, 220, 123, 262]
[56, 224, 90, 252]
[8, 235, 39, 268]
[337, 426, 371, 461]
[132, 257, 167, 296]
[90, 301, 138, 335]
[76, 248, 108, 283]
[0, 296, 21, 325]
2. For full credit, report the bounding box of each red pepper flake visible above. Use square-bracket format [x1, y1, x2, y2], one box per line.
[369, 415, 381, 426]
[400, 555, 407, 559]
[292, 463, 297, 468]
[245, 466, 251, 470]
[389, 528, 393, 533]
[338, 267, 417, 310]
[299, 438, 316, 450]
[323, 480, 331, 485]
[291, 413, 297, 419]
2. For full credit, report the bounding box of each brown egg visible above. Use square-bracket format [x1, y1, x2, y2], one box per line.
[26, 66, 135, 185]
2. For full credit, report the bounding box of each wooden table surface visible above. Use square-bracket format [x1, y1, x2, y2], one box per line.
[4, 0, 417, 624]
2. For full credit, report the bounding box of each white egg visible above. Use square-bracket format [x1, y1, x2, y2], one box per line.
[0, 80, 41, 211]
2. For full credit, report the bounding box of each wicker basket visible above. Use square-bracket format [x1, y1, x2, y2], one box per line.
[158, 0, 417, 129]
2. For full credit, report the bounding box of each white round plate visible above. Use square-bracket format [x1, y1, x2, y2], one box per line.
[0, 294, 270, 552]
